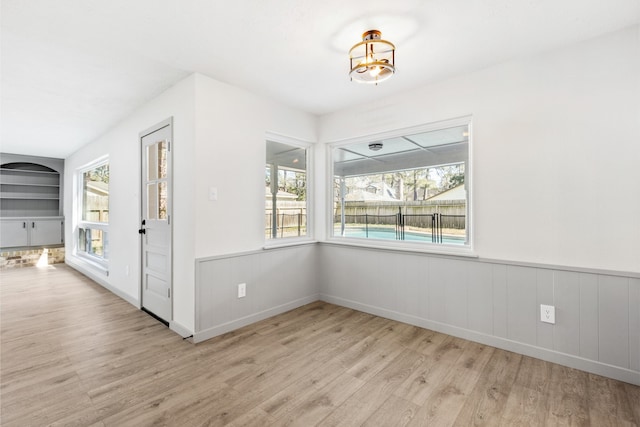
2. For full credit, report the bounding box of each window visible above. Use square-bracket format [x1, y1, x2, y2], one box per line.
[265, 138, 309, 241]
[77, 160, 109, 261]
[145, 139, 168, 221]
[331, 118, 471, 248]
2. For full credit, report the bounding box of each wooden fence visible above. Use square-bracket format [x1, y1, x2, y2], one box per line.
[265, 201, 306, 238]
[334, 200, 466, 229]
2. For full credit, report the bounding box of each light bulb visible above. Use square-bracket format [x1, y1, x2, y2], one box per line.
[369, 66, 381, 77]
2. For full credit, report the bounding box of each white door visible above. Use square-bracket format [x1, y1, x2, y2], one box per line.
[140, 119, 172, 323]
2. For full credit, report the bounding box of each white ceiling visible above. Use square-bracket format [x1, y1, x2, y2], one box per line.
[334, 125, 469, 177]
[1, 0, 638, 158]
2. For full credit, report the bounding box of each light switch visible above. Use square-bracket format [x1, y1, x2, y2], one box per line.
[209, 187, 218, 201]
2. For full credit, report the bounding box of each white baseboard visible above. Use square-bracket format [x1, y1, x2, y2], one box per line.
[193, 294, 320, 343]
[65, 259, 139, 308]
[170, 320, 193, 338]
[320, 294, 640, 386]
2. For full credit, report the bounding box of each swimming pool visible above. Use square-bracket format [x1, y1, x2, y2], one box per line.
[335, 226, 466, 245]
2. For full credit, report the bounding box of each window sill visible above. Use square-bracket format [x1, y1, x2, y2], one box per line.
[263, 238, 317, 250]
[73, 253, 109, 276]
[323, 237, 478, 258]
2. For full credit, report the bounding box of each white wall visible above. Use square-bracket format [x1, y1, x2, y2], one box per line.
[192, 74, 317, 257]
[65, 72, 317, 336]
[319, 26, 640, 273]
[65, 74, 197, 331]
[65, 25, 638, 349]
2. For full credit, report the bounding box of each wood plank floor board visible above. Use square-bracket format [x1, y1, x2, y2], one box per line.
[391, 334, 471, 408]
[513, 354, 553, 391]
[227, 408, 277, 427]
[1, 362, 77, 408]
[360, 395, 420, 427]
[625, 383, 640, 424]
[545, 364, 590, 425]
[269, 373, 365, 427]
[87, 355, 213, 420]
[344, 334, 407, 381]
[0, 344, 70, 385]
[586, 373, 638, 425]
[259, 358, 350, 419]
[452, 348, 522, 426]
[317, 349, 430, 426]
[392, 351, 456, 406]
[397, 326, 449, 356]
[316, 379, 407, 427]
[45, 406, 104, 427]
[303, 317, 395, 367]
[406, 342, 496, 426]
[250, 303, 357, 348]
[224, 337, 337, 395]
[86, 338, 276, 421]
[498, 384, 550, 426]
[1, 265, 639, 426]
[100, 379, 232, 426]
[2, 372, 95, 427]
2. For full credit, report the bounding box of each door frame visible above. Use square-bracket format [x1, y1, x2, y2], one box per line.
[138, 117, 173, 322]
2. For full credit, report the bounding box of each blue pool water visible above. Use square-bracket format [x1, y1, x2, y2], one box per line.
[336, 227, 465, 245]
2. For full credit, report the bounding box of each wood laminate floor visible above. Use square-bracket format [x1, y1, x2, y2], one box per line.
[1, 265, 638, 426]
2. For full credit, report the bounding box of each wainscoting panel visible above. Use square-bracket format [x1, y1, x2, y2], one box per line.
[194, 242, 639, 384]
[194, 244, 319, 343]
[467, 262, 493, 336]
[318, 243, 640, 385]
[578, 273, 599, 361]
[598, 275, 630, 369]
[506, 266, 538, 346]
[553, 271, 581, 356]
[630, 278, 640, 372]
[491, 264, 508, 339]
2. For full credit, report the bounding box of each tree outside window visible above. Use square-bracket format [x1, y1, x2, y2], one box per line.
[266, 140, 308, 240]
[332, 121, 470, 246]
[78, 160, 109, 260]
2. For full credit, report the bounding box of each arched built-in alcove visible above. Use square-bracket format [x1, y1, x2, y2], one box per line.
[0, 154, 65, 267]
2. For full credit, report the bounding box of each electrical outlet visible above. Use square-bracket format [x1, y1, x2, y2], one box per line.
[237, 283, 246, 298]
[540, 304, 555, 324]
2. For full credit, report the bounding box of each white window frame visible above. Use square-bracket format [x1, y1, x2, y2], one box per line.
[264, 132, 314, 248]
[75, 157, 110, 266]
[327, 116, 474, 257]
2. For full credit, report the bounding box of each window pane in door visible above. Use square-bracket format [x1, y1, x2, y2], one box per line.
[157, 141, 167, 179]
[148, 140, 167, 181]
[147, 144, 158, 181]
[147, 183, 158, 220]
[158, 181, 167, 220]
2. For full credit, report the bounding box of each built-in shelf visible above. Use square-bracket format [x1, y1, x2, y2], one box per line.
[0, 194, 60, 200]
[0, 154, 65, 249]
[1, 182, 60, 187]
[0, 168, 59, 175]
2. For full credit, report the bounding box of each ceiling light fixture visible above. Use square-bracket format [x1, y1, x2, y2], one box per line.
[349, 30, 395, 85]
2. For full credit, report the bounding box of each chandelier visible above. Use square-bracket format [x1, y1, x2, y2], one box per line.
[349, 30, 395, 84]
